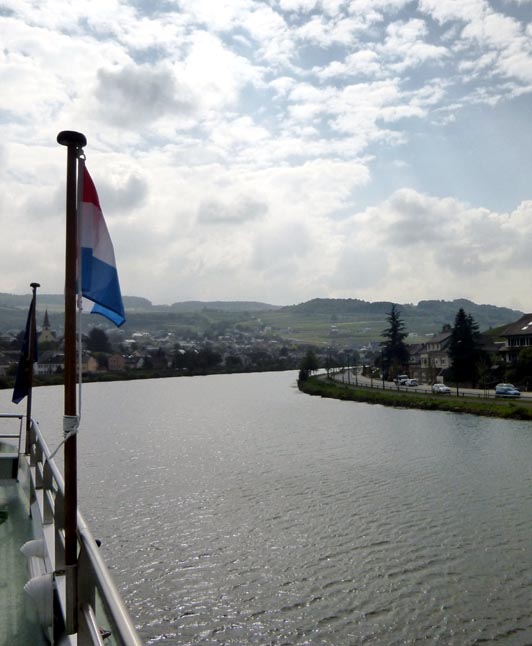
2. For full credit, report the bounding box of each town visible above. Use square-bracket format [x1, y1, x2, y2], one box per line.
[1, 301, 532, 392]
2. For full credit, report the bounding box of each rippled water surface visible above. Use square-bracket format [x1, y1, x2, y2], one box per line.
[3, 372, 532, 644]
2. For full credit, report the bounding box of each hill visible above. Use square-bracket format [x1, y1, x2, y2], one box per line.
[281, 298, 520, 333]
[0, 293, 523, 345]
[251, 298, 523, 346]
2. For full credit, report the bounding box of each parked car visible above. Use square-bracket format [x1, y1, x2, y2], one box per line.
[495, 383, 521, 398]
[405, 379, 418, 387]
[432, 383, 451, 394]
[395, 374, 409, 385]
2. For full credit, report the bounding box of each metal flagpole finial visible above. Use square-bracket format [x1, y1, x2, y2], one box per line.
[57, 131, 87, 148]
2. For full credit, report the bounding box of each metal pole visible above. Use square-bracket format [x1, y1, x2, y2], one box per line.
[24, 282, 39, 454]
[57, 129, 87, 635]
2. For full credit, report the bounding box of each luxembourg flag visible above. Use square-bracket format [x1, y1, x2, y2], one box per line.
[79, 167, 126, 327]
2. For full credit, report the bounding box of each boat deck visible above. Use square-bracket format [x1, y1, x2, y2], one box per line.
[0, 478, 48, 645]
[0, 414, 142, 645]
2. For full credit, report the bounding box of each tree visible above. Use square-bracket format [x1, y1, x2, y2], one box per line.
[381, 304, 409, 379]
[513, 347, 532, 389]
[299, 349, 319, 382]
[86, 328, 112, 353]
[301, 349, 319, 373]
[225, 354, 243, 372]
[448, 308, 481, 384]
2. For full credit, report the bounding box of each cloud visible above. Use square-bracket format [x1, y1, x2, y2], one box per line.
[178, 30, 265, 115]
[322, 189, 532, 307]
[378, 18, 449, 71]
[295, 14, 368, 47]
[1, 0, 532, 311]
[94, 64, 196, 127]
[251, 220, 312, 270]
[418, 0, 488, 25]
[197, 195, 268, 225]
[383, 189, 456, 245]
[278, 0, 318, 11]
[95, 173, 149, 213]
[420, 0, 532, 87]
[316, 50, 384, 80]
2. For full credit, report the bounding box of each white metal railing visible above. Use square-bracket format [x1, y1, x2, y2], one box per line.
[25, 417, 143, 645]
[0, 413, 24, 478]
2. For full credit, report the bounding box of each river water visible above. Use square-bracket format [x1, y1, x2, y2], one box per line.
[2, 371, 532, 645]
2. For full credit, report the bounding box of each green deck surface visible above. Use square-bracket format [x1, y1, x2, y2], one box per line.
[0, 479, 48, 646]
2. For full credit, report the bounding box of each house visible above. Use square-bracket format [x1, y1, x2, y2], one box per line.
[108, 353, 126, 371]
[499, 314, 532, 363]
[86, 356, 100, 373]
[407, 343, 425, 382]
[0, 351, 19, 376]
[36, 351, 64, 375]
[419, 330, 452, 383]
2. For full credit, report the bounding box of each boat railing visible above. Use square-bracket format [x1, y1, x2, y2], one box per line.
[0, 413, 24, 479]
[25, 417, 143, 645]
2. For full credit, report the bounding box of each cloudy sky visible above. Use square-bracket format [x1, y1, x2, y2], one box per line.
[1, 0, 532, 309]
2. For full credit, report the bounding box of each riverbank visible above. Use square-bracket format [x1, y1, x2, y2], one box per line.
[0, 365, 293, 391]
[298, 375, 532, 421]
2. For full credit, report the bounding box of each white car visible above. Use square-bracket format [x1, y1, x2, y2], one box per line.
[432, 383, 451, 394]
[405, 379, 418, 387]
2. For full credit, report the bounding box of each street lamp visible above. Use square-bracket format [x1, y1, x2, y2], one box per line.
[455, 340, 462, 397]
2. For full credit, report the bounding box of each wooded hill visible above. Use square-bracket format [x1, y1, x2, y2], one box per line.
[0, 293, 523, 346]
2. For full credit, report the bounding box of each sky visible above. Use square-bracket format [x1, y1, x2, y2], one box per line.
[1, 0, 532, 310]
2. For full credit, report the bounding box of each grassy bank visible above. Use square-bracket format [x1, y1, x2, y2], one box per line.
[299, 375, 532, 421]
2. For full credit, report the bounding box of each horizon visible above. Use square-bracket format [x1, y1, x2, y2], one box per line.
[0, 290, 526, 314]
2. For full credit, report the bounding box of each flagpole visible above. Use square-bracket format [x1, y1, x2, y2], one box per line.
[57, 129, 87, 635]
[24, 282, 39, 455]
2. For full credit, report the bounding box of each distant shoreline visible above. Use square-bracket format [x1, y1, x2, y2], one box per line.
[0, 366, 296, 391]
[298, 375, 532, 421]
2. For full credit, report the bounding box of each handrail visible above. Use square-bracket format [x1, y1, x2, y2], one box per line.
[26, 418, 143, 645]
[0, 414, 24, 446]
[80, 603, 105, 645]
[0, 414, 24, 479]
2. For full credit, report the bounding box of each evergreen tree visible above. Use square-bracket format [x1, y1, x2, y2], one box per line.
[86, 327, 112, 353]
[299, 349, 319, 382]
[381, 304, 409, 378]
[449, 308, 481, 384]
[301, 349, 319, 373]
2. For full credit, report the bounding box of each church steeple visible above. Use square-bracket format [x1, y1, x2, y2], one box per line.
[38, 309, 56, 344]
[43, 309, 51, 329]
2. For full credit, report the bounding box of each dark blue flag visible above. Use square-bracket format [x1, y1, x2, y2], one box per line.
[12, 295, 38, 404]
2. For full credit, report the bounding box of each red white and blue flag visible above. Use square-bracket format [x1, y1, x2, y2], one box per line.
[79, 167, 126, 327]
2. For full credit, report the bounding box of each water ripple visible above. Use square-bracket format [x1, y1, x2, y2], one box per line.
[9, 373, 532, 645]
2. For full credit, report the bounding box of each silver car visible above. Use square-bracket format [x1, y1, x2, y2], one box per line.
[432, 383, 451, 394]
